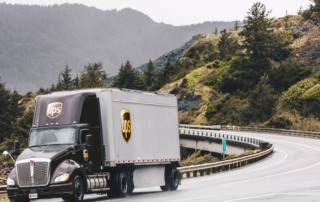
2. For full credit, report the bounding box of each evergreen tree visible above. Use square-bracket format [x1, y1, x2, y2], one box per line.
[0, 78, 12, 141]
[218, 29, 239, 60]
[49, 84, 56, 92]
[112, 61, 146, 90]
[160, 57, 174, 85]
[80, 62, 107, 88]
[56, 74, 63, 91]
[5, 109, 34, 150]
[72, 75, 80, 89]
[143, 60, 157, 90]
[240, 2, 274, 62]
[214, 27, 218, 34]
[9, 90, 25, 125]
[234, 21, 240, 31]
[241, 75, 276, 124]
[60, 65, 72, 90]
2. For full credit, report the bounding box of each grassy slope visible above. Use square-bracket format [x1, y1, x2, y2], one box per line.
[159, 14, 320, 130]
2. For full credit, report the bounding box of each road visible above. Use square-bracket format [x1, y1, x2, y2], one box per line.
[37, 131, 320, 202]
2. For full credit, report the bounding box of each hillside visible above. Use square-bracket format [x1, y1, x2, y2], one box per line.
[0, 3, 235, 93]
[159, 13, 320, 131]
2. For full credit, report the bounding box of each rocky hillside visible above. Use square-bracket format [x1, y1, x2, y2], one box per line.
[159, 14, 320, 131]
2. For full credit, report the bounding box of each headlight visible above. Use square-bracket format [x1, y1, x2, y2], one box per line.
[7, 177, 15, 186]
[54, 173, 70, 182]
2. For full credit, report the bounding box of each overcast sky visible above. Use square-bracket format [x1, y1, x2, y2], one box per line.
[1, 0, 311, 25]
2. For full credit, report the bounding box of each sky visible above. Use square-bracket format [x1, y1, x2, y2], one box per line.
[1, 0, 311, 25]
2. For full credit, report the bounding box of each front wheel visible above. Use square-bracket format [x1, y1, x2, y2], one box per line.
[70, 175, 85, 201]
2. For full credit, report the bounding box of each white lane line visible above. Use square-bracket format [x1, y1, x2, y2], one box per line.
[222, 161, 320, 186]
[165, 195, 217, 202]
[219, 192, 320, 202]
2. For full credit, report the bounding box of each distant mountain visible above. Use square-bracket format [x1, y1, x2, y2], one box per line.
[0, 3, 235, 93]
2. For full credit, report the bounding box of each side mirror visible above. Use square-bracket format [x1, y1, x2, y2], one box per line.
[2, 151, 9, 158]
[2, 151, 16, 164]
[86, 134, 92, 148]
[14, 141, 20, 155]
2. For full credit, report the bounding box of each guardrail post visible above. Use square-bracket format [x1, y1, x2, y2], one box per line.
[206, 168, 211, 175]
[186, 172, 190, 178]
[193, 171, 198, 177]
[200, 170, 204, 176]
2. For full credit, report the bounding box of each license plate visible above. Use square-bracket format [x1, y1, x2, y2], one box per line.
[29, 193, 38, 199]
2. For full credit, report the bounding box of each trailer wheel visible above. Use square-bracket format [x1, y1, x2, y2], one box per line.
[168, 168, 179, 191]
[117, 171, 128, 197]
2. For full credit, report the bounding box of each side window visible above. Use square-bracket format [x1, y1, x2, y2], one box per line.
[80, 129, 90, 144]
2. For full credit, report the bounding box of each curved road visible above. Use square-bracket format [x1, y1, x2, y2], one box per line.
[39, 131, 320, 202]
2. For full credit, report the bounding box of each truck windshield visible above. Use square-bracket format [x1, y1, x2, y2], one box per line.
[29, 127, 76, 147]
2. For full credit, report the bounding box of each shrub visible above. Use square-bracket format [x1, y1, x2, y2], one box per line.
[263, 116, 292, 129]
[181, 150, 219, 166]
[280, 78, 318, 110]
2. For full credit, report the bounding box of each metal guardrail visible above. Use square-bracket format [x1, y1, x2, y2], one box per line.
[178, 126, 273, 178]
[179, 128, 264, 148]
[180, 124, 320, 139]
[178, 145, 273, 178]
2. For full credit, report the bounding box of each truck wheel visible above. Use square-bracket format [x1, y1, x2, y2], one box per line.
[117, 171, 128, 197]
[168, 168, 179, 191]
[71, 175, 85, 201]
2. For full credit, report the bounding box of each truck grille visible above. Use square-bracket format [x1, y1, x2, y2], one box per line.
[16, 160, 50, 188]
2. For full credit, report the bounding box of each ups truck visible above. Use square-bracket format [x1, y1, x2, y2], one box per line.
[6, 88, 180, 202]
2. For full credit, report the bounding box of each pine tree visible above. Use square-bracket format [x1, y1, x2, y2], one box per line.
[240, 2, 274, 61]
[72, 75, 80, 89]
[112, 61, 146, 90]
[0, 78, 12, 141]
[5, 109, 34, 150]
[56, 74, 63, 91]
[214, 27, 218, 34]
[218, 29, 239, 60]
[234, 21, 240, 31]
[60, 65, 72, 90]
[79, 62, 107, 88]
[9, 90, 25, 125]
[161, 57, 173, 85]
[143, 60, 157, 90]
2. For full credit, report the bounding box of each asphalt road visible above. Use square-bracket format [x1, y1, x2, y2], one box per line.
[36, 131, 320, 202]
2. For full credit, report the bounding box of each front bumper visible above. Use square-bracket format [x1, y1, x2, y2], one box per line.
[7, 182, 73, 200]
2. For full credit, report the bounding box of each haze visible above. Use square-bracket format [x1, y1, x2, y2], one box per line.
[1, 0, 310, 25]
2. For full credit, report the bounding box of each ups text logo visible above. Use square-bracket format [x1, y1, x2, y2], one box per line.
[47, 102, 63, 119]
[121, 109, 131, 143]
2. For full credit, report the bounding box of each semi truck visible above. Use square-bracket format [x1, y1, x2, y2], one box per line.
[6, 88, 181, 202]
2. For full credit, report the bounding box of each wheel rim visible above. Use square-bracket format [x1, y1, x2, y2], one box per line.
[75, 178, 84, 199]
[121, 176, 128, 193]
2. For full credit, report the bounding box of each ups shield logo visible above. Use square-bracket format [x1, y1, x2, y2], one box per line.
[46, 102, 63, 119]
[121, 109, 131, 143]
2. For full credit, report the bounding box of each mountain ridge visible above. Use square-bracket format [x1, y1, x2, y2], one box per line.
[0, 3, 236, 93]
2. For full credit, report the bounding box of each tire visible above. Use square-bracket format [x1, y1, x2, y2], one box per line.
[117, 171, 128, 197]
[168, 168, 180, 191]
[70, 175, 85, 201]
